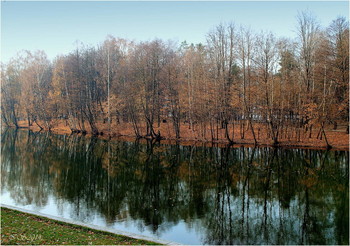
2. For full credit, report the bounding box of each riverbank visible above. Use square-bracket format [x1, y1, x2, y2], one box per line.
[11, 120, 349, 151]
[0, 206, 162, 245]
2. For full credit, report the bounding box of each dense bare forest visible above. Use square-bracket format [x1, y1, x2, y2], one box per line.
[1, 13, 349, 148]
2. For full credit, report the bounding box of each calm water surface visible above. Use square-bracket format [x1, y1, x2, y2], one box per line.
[1, 129, 349, 245]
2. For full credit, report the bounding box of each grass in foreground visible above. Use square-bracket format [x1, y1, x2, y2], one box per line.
[1, 207, 158, 245]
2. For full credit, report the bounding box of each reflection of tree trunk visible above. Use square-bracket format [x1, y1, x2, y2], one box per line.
[262, 149, 276, 242]
[201, 145, 232, 244]
[301, 188, 310, 244]
[263, 166, 272, 242]
[318, 150, 329, 170]
[1, 128, 9, 144]
[241, 147, 255, 241]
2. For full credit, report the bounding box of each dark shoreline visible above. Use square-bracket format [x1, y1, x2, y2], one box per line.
[3, 125, 349, 151]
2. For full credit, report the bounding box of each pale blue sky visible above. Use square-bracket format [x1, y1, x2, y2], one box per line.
[1, 1, 349, 63]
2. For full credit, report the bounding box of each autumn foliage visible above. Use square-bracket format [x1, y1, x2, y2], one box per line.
[1, 14, 349, 149]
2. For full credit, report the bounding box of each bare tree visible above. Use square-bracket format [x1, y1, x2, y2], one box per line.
[255, 32, 279, 145]
[238, 26, 257, 144]
[296, 11, 320, 94]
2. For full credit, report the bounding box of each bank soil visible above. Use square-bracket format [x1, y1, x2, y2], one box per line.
[13, 119, 349, 150]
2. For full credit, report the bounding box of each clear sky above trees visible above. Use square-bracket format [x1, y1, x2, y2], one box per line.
[1, 1, 349, 63]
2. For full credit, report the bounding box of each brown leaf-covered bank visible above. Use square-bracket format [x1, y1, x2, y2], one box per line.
[10, 119, 349, 151]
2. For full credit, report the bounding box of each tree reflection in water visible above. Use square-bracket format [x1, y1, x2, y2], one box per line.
[1, 129, 348, 245]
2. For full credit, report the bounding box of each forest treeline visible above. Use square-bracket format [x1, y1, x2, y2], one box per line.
[1, 12, 349, 146]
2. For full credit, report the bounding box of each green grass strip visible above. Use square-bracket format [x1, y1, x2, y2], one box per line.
[1, 207, 159, 245]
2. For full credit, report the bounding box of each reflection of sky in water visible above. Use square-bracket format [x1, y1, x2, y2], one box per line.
[1, 129, 348, 245]
[1, 191, 200, 244]
[0, 189, 333, 245]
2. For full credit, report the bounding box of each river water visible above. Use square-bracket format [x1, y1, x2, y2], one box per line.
[1, 129, 348, 245]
